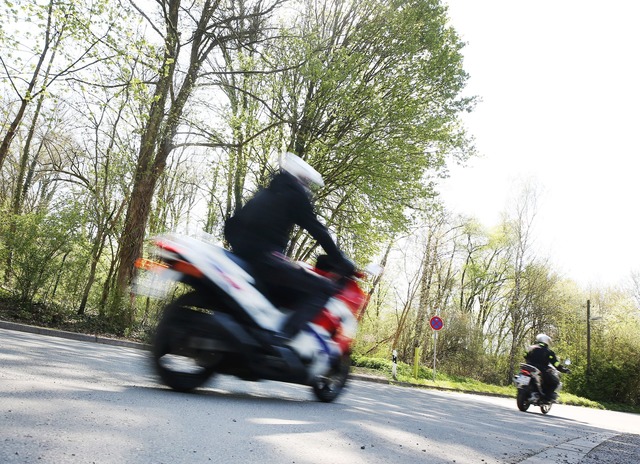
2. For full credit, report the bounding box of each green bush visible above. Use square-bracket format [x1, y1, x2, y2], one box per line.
[351, 353, 392, 371]
[1, 209, 82, 304]
[565, 360, 640, 406]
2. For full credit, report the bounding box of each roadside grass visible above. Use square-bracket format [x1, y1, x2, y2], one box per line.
[0, 293, 152, 343]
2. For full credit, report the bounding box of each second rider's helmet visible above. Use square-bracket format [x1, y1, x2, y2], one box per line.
[535, 333, 552, 346]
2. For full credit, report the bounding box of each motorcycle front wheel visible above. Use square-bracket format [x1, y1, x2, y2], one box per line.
[312, 353, 351, 403]
[516, 389, 530, 412]
[152, 292, 222, 392]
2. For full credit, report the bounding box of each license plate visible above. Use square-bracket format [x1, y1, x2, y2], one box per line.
[515, 374, 531, 387]
[132, 268, 179, 298]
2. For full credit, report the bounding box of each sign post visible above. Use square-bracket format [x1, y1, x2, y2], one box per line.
[429, 315, 444, 381]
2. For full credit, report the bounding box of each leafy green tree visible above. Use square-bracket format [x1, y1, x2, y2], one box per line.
[0, 204, 83, 303]
[0, 0, 127, 170]
[270, 0, 475, 262]
[113, 0, 284, 328]
[562, 289, 640, 405]
[630, 271, 640, 309]
[149, 149, 201, 236]
[0, 0, 141, 300]
[194, 0, 476, 267]
[51, 88, 135, 316]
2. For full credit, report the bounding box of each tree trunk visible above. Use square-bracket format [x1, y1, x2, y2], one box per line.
[78, 228, 106, 315]
[110, 0, 181, 327]
[4, 98, 48, 283]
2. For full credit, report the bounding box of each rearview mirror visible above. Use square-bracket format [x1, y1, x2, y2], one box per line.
[364, 263, 384, 277]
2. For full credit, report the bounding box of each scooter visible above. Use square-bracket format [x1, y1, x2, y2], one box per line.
[513, 359, 571, 414]
[134, 233, 372, 402]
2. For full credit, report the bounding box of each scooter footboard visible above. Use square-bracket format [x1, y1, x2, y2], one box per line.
[210, 312, 262, 350]
[248, 346, 309, 385]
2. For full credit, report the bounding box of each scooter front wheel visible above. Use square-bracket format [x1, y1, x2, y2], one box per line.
[312, 353, 350, 403]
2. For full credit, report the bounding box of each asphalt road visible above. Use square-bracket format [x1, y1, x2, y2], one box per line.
[1, 326, 639, 463]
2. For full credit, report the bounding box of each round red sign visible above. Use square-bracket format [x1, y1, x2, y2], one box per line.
[430, 316, 444, 331]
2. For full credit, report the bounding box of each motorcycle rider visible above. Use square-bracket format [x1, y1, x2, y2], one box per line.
[224, 151, 354, 343]
[524, 333, 568, 401]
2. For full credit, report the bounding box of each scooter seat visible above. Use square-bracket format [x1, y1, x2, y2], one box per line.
[222, 249, 279, 303]
[222, 249, 254, 274]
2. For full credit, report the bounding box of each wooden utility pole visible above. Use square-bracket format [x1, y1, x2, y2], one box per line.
[586, 299, 592, 376]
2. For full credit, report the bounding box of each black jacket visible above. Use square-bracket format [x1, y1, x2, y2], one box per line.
[224, 172, 342, 261]
[525, 342, 560, 371]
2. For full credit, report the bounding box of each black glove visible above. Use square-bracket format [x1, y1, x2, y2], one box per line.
[316, 253, 356, 276]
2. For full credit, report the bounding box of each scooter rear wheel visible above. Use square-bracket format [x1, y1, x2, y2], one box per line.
[516, 389, 530, 412]
[540, 403, 552, 414]
[312, 353, 350, 402]
[152, 293, 221, 392]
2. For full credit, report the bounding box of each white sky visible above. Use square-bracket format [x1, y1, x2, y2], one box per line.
[439, 0, 640, 287]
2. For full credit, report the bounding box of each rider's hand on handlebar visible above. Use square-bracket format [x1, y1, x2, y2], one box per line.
[316, 253, 356, 276]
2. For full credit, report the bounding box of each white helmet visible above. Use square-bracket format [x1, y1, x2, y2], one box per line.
[536, 333, 551, 346]
[280, 152, 324, 189]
